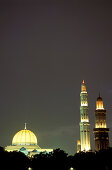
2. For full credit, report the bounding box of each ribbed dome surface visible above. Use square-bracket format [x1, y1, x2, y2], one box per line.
[12, 129, 37, 146]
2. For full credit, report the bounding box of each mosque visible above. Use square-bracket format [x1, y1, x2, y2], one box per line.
[5, 80, 110, 155]
[5, 124, 53, 157]
[77, 80, 109, 153]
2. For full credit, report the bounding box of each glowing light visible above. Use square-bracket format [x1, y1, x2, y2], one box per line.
[95, 121, 106, 128]
[12, 129, 37, 145]
[81, 102, 88, 106]
[81, 85, 86, 92]
[77, 140, 80, 145]
[81, 143, 91, 152]
[96, 100, 104, 110]
[85, 146, 90, 152]
[81, 119, 89, 122]
[96, 95, 104, 110]
[81, 80, 87, 92]
[28, 168, 32, 170]
[25, 123, 27, 130]
[69, 168, 74, 170]
[77, 140, 81, 153]
[81, 91, 87, 94]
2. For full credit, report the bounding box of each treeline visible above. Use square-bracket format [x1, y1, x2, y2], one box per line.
[0, 147, 112, 170]
[0, 147, 29, 170]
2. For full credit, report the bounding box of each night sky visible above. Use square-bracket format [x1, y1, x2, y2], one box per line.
[0, 0, 112, 155]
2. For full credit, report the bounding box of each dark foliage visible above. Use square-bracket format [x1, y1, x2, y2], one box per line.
[31, 149, 69, 170]
[70, 148, 112, 170]
[31, 148, 112, 170]
[0, 147, 30, 170]
[0, 147, 112, 170]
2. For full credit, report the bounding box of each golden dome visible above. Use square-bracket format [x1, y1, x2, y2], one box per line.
[12, 125, 37, 146]
[96, 94, 104, 110]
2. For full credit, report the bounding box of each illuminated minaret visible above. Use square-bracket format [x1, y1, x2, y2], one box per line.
[93, 94, 109, 151]
[79, 80, 91, 151]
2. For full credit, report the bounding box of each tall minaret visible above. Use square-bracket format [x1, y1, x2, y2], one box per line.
[93, 94, 109, 151]
[79, 80, 91, 151]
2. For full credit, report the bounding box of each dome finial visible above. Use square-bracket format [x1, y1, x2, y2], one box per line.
[25, 123, 27, 130]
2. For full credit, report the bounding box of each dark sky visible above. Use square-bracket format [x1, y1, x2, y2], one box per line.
[0, 0, 112, 155]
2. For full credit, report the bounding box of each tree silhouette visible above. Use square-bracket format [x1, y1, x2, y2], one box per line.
[31, 149, 68, 170]
[0, 146, 112, 170]
[0, 147, 30, 170]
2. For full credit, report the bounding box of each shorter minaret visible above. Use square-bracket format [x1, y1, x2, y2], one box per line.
[93, 94, 109, 151]
[77, 140, 81, 153]
[25, 123, 27, 130]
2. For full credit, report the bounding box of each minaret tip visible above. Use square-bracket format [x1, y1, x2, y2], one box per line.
[97, 92, 102, 101]
[81, 80, 86, 92]
[82, 80, 85, 84]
